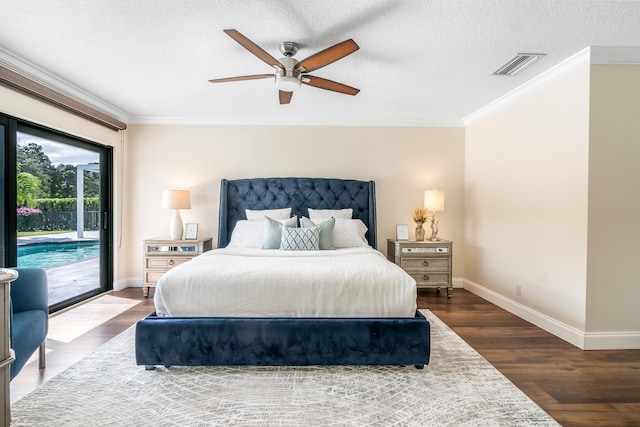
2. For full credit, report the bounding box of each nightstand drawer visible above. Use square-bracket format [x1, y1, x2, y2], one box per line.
[401, 258, 450, 271]
[145, 271, 166, 284]
[409, 272, 451, 286]
[146, 257, 191, 269]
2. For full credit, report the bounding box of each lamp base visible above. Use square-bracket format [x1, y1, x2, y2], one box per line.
[428, 213, 440, 241]
[169, 210, 183, 240]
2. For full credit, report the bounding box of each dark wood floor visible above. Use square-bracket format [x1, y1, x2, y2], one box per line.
[11, 287, 640, 426]
[421, 289, 640, 427]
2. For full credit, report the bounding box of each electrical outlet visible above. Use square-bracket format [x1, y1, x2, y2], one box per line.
[516, 284, 522, 296]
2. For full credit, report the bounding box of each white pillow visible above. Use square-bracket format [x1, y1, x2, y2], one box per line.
[262, 216, 298, 249]
[229, 217, 297, 248]
[300, 217, 335, 250]
[332, 218, 369, 248]
[227, 220, 264, 248]
[245, 208, 291, 220]
[308, 208, 352, 222]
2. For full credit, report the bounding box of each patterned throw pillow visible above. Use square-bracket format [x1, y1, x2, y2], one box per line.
[280, 226, 320, 251]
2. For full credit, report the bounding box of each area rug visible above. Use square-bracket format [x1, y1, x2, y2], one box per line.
[10, 310, 559, 426]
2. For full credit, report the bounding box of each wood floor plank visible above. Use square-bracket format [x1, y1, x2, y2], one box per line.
[418, 288, 640, 426]
[9, 287, 640, 426]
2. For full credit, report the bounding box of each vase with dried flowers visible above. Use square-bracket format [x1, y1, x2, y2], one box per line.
[412, 208, 429, 241]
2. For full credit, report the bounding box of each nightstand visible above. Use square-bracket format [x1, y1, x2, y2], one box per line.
[142, 237, 213, 297]
[387, 239, 453, 297]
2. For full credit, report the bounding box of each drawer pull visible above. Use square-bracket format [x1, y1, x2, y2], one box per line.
[422, 260, 429, 267]
[168, 259, 175, 266]
[423, 275, 430, 281]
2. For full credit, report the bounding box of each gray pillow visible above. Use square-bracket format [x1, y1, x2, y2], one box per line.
[280, 226, 320, 251]
[300, 217, 335, 250]
[262, 216, 297, 249]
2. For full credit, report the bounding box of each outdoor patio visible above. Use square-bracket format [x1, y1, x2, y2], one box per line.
[17, 231, 101, 306]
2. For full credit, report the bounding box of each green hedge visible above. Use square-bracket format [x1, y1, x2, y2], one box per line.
[18, 198, 101, 232]
[34, 197, 100, 212]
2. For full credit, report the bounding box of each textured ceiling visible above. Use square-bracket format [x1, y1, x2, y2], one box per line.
[1, 0, 640, 127]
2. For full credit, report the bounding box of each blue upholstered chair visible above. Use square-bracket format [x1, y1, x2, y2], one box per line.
[9, 267, 49, 380]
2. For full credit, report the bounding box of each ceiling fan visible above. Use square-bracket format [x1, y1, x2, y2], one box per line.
[209, 29, 360, 104]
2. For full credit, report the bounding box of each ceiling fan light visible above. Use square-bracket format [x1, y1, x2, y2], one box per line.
[276, 75, 301, 92]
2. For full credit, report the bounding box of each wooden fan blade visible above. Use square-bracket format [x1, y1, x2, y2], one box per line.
[295, 39, 359, 73]
[209, 74, 273, 83]
[279, 90, 293, 104]
[302, 75, 360, 95]
[223, 29, 284, 70]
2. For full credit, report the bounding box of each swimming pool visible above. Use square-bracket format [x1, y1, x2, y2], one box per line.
[17, 241, 100, 269]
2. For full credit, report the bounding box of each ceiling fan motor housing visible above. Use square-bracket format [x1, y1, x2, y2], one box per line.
[275, 56, 301, 92]
[279, 41, 299, 57]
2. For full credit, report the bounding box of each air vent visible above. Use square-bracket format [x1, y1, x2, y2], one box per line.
[493, 53, 546, 76]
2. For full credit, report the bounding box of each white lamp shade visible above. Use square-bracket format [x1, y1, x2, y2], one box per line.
[162, 189, 191, 210]
[424, 190, 445, 212]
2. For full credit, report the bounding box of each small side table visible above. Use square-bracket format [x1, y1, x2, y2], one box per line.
[387, 239, 453, 297]
[1, 269, 18, 426]
[142, 237, 213, 297]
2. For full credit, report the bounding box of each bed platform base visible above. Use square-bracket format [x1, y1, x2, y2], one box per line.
[135, 311, 430, 369]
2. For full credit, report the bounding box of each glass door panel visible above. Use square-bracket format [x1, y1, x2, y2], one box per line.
[15, 126, 111, 311]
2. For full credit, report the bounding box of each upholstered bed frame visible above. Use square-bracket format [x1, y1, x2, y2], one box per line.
[135, 177, 430, 369]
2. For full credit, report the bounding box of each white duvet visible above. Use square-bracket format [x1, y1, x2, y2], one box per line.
[154, 246, 417, 318]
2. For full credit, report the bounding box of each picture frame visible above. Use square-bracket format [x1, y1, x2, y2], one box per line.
[184, 223, 198, 240]
[396, 224, 409, 241]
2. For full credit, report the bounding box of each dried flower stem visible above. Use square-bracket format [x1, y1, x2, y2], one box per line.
[412, 208, 429, 224]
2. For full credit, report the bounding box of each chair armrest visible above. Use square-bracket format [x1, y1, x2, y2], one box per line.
[10, 267, 49, 313]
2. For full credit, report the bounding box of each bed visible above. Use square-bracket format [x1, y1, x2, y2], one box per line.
[135, 177, 430, 368]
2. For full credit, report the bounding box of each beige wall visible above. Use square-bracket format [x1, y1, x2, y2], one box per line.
[586, 65, 640, 335]
[465, 63, 640, 349]
[464, 67, 591, 332]
[124, 125, 465, 283]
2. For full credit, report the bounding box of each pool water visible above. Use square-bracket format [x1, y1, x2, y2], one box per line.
[18, 242, 100, 269]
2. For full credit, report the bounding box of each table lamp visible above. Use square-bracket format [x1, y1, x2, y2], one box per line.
[162, 189, 191, 239]
[424, 190, 444, 241]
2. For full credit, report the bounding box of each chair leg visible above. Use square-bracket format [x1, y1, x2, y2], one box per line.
[38, 341, 46, 369]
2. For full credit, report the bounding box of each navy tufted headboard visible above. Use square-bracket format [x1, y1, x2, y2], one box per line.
[218, 177, 377, 249]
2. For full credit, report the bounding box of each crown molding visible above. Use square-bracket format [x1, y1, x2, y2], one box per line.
[463, 47, 591, 126]
[0, 47, 130, 123]
[464, 46, 640, 127]
[127, 115, 465, 128]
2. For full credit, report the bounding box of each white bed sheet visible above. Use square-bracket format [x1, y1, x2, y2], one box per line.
[154, 247, 417, 318]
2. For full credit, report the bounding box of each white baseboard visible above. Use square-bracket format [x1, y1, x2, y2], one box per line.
[462, 279, 585, 348]
[114, 277, 143, 291]
[463, 279, 640, 350]
[583, 332, 640, 350]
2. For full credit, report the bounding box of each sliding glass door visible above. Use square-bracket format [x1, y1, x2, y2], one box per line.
[1, 115, 113, 312]
[0, 115, 17, 268]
